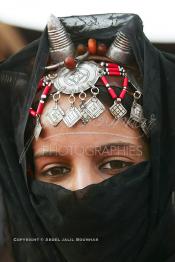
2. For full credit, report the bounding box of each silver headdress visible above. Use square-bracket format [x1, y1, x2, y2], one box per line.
[47, 14, 75, 63]
[30, 18, 152, 140]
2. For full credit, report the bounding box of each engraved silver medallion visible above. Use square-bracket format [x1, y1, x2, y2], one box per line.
[46, 106, 65, 126]
[63, 106, 82, 127]
[52, 61, 100, 94]
[109, 100, 127, 119]
[130, 102, 143, 122]
[84, 97, 105, 119]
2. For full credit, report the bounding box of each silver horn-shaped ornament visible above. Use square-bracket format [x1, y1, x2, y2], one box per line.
[47, 14, 75, 63]
[107, 31, 143, 92]
[106, 31, 133, 66]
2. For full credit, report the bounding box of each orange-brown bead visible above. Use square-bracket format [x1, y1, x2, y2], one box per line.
[88, 38, 97, 55]
[64, 56, 77, 69]
[76, 44, 87, 55]
[97, 43, 107, 56]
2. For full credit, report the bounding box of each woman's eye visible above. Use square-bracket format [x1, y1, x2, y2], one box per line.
[99, 160, 133, 175]
[41, 166, 70, 177]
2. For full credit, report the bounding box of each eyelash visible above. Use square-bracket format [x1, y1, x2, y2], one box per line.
[99, 159, 133, 175]
[41, 166, 70, 177]
[40, 159, 133, 178]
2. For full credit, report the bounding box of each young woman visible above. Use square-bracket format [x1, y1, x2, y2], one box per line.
[0, 13, 175, 262]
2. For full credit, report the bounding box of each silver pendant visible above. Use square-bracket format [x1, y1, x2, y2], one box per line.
[79, 103, 91, 124]
[63, 106, 82, 127]
[141, 119, 149, 136]
[52, 61, 100, 94]
[130, 101, 143, 122]
[109, 100, 127, 119]
[34, 118, 42, 140]
[46, 106, 65, 126]
[83, 97, 105, 119]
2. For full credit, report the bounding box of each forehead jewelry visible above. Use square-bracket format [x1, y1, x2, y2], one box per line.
[29, 58, 142, 139]
[29, 55, 147, 140]
[29, 15, 145, 139]
[29, 60, 129, 135]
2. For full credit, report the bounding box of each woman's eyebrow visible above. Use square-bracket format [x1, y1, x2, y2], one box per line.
[34, 142, 135, 159]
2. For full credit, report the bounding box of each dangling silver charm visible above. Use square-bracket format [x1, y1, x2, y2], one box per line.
[46, 92, 65, 126]
[83, 83, 105, 119]
[109, 98, 127, 119]
[34, 116, 42, 140]
[140, 119, 149, 136]
[130, 91, 143, 122]
[63, 94, 82, 127]
[78, 91, 91, 125]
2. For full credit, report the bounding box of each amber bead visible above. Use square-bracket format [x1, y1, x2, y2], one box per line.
[88, 38, 97, 55]
[97, 43, 107, 56]
[64, 56, 77, 69]
[76, 44, 87, 55]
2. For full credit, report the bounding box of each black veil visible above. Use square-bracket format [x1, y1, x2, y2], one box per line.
[0, 13, 175, 262]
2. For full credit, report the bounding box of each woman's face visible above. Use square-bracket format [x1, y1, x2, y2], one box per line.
[32, 93, 149, 191]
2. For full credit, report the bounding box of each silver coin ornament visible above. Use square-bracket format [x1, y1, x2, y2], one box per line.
[52, 61, 100, 94]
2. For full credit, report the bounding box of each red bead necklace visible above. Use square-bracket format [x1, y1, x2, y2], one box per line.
[100, 62, 128, 101]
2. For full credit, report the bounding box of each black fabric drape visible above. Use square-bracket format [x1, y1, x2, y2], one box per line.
[0, 13, 175, 262]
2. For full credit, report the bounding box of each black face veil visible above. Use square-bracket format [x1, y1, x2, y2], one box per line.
[0, 13, 175, 262]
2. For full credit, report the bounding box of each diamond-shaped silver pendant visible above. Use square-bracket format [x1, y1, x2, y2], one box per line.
[79, 104, 91, 124]
[109, 101, 127, 119]
[46, 106, 65, 126]
[130, 102, 143, 122]
[83, 97, 105, 119]
[63, 106, 82, 127]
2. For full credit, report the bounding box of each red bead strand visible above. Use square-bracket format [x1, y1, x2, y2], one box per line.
[100, 63, 129, 101]
[108, 87, 117, 99]
[29, 108, 37, 117]
[29, 83, 52, 118]
[101, 75, 117, 99]
[123, 77, 128, 87]
[119, 89, 127, 99]
[119, 77, 128, 99]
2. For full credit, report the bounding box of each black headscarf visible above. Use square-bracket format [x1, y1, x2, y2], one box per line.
[0, 13, 175, 262]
